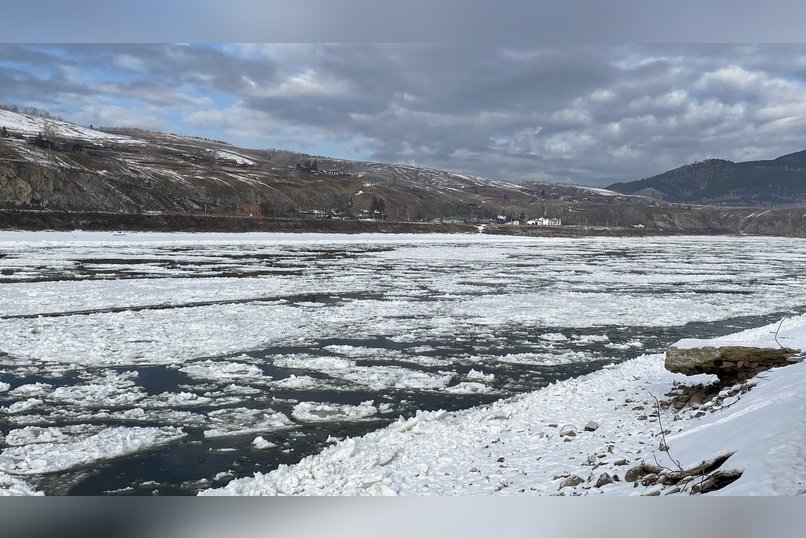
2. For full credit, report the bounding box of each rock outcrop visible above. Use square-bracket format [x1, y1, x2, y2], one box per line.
[665, 345, 798, 383]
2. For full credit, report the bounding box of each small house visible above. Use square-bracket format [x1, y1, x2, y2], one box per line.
[243, 202, 263, 218]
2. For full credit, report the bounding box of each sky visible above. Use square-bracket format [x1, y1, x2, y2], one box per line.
[2, 43, 806, 186]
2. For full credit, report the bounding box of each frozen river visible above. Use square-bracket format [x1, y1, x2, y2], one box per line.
[1, 231, 805, 495]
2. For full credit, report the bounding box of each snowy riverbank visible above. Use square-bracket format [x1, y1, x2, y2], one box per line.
[202, 315, 806, 496]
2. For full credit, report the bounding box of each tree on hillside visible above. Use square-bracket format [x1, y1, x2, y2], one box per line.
[296, 159, 319, 172]
[370, 196, 386, 215]
[0, 126, 8, 138]
[42, 121, 59, 143]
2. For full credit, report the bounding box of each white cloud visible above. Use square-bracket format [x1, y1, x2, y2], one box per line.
[246, 69, 352, 99]
[114, 55, 146, 72]
[4, 43, 806, 185]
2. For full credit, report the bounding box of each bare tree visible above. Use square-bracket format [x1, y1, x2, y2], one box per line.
[42, 120, 59, 144]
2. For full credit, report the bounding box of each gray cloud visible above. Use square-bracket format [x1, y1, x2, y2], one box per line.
[2, 43, 806, 185]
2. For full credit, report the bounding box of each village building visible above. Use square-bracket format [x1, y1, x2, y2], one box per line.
[243, 202, 263, 218]
[526, 217, 562, 226]
[320, 169, 350, 177]
[356, 209, 383, 220]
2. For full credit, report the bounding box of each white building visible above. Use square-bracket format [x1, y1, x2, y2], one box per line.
[527, 217, 562, 226]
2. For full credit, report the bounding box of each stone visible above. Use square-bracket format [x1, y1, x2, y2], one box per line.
[691, 469, 743, 494]
[665, 345, 797, 383]
[584, 421, 599, 432]
[613, 458, 628, 466]
[558, 475, 585, 489]
[625, 462, 661, 482]
[625, 466, 643, 482]
[595, 473, 613, 487]
[641, 473, 659, 486]
[689, 391, 707, 405]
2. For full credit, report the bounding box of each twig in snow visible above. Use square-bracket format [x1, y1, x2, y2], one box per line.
[648, 391, 683, 472]
[773, 318, 785, 349]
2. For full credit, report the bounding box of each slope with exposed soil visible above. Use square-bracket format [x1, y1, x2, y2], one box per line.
[2, 108, 806, 236]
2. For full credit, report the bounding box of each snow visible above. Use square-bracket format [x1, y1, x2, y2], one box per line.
[573, 334, 610, 343]
[0, 426, 185, 475]
[3, 425, 91, 446]
[272, 355, 354, 372]
[291, 401, 378, 423]
[214, 149, 255, 166]
[202, 316, 806, 496]
[180, 359, 269, 383]
[268, 375, 329, 391]
[0, 474, 43, 496]
[252, 436, 277, 450]
[484, 350, 596, 366]
[202, 408, 295, 439]
[573, 186, 621, 196]
[466, 369, 494, 382]
[539, 332, 568, 342]
[2, 399, 44, 414]
[444, 382, 494, 395]
[0, 109, 142, 144]
[672, 314, 806, 351]
[339, 366, 453, 391]
[1, 231, 805, 495]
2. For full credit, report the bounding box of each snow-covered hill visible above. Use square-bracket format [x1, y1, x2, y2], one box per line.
[202, 315, 806, 496]
[0, 109, 140, 144]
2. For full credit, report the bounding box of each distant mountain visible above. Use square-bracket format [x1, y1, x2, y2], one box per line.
[607, 151, 806, 206]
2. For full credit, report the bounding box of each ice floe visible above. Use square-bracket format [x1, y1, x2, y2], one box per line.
[291, 401, 378, 423]
[1, 232, 805, 495]
[0, 426, 185, 476]
[203, 408, 295, 439]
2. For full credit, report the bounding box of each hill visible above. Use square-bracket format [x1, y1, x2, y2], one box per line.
[0, 108, 641, 222]
[2, 108, 806, 236]
[607, 151, 806, 206]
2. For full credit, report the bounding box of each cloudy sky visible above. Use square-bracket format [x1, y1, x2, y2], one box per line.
[2, 43, 806, 186]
